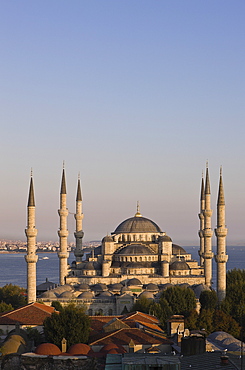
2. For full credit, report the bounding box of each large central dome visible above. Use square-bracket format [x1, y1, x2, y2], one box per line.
[113, 212, 162, 234]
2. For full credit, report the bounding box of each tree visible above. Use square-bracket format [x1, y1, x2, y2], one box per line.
[212, 310, 240, 339]
[0, 301, 13, 313]
[43, 303, 90, 348]
[199, 290, 218, 311]
[159, 286, 196, 317]
[51, 301, 63, 312]
[0, 284, 26, 309]
[131, 297, 152, 314]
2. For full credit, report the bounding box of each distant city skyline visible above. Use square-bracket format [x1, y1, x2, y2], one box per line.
[0, 1, 244, 246]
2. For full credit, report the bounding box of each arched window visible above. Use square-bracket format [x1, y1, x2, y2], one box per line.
[108, 309, 113, 315]
[140, 257, 142, 262]
[88, 309, 93, 315]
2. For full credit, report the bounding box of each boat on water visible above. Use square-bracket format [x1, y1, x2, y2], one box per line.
[42, 256, 49, 260]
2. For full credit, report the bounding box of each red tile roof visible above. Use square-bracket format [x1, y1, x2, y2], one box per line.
[90, 328, 171, 346]
[0, 302, 56, 326]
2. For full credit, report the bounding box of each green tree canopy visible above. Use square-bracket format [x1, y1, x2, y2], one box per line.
[0, 301, 13, 313]
[0, 284, 26, 309]
[199, 290, 218, 311]
[159, 286, 196, 317]
[43, 303, 90, 348]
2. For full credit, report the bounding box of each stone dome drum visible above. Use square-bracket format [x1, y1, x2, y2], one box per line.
[114, 216, 162, 234]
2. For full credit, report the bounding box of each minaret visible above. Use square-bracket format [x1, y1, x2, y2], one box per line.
[198, 173, 205, 266]
[215, 167, 228, 302]
[25, 171, 38, 303]
[74, 174, 84, 263]
[57, 165, 69, 285]
[202, 163, 213, 287]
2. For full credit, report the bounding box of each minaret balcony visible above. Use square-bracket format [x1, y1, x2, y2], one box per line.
[74, 230, 84, 239]
[215, 254, 228, 263]
[203, 229, 213, 237]
[25, 254, 38, 263]
[75, 214, 84, 221]
[198, 213, 204, 220]
[58, 209, 69, 217]
[58, 230, 69, 238]
[203, 252, 213, 259]
[25, 229, 38, 237]
[215, 228, 228, 237]
[58, 251, 69, 259]
[203, 210, 213, 217]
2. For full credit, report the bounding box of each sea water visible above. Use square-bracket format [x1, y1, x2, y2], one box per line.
[0, 246, 244, 289]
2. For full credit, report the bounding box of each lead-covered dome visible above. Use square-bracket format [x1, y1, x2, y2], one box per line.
[114, 215, 162, 234]
[118, 244, 154, 255]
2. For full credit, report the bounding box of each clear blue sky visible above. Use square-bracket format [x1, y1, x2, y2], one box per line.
[0, 1, 244, 246]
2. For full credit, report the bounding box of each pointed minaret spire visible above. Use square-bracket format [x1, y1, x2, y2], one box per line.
[217, 166, 225, 206]
[28, 171, 35, 207]
[58, 165, 69, 285]
[205, 161, 211, 195]
[201, 171, 205, 202]
[202, 162, 213, 287]
[25, 170, 38, 303]
[215, 166, 228, 302]
[60, 168, 67, 195]
[76, 174, 82, 201]
[198, 171, 205, 265]
[74, 173, 84, 263]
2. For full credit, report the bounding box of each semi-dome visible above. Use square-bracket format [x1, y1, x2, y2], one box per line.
[114, 215, 162, 234]
[159, 235, 172, 242]
[118, 244, 154, 255]
[170, 260, 190, 270]
[172, 244, 187, 254]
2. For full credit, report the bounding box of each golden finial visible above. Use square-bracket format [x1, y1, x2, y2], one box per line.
[206, 160, 208, 169]
[135, 201, 142, 217]
[78, 172, 80, 180]
[63, 160, 65, 169]
[30, 168, 33, 177]
[220, 165, 222, 176]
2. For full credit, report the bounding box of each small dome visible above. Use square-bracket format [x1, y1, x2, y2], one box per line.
[91, 283, 107, 292]
[170, 260, 190, 270]
[159, 283, 173, 290]
[41, 290, 57, 298]
[78, 291, 94, 299]
[59, 291, 74, 299]
[127, 278, 142, 286]
[52, 284, 73, 294]
[114, 216, 162, 234]
[84, 262, 96, 270]
[68, 343, 92, 355]
[159, 235, 172, 242]
[100, 343, 126, 354]
[98, 291, 113, 298]
[102, 235, 114, 243]
[76, 283, 90, 291]
[145, 283, 159, 292]
[139, 291, 154, 299]
[35, 343, 61, 356]
[118, 244, 154, 255]
[108, 283, 123, 291]
[172, 244, 187, 254]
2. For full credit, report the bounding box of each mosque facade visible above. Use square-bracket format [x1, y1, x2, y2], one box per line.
[25, 165, 228, 314]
